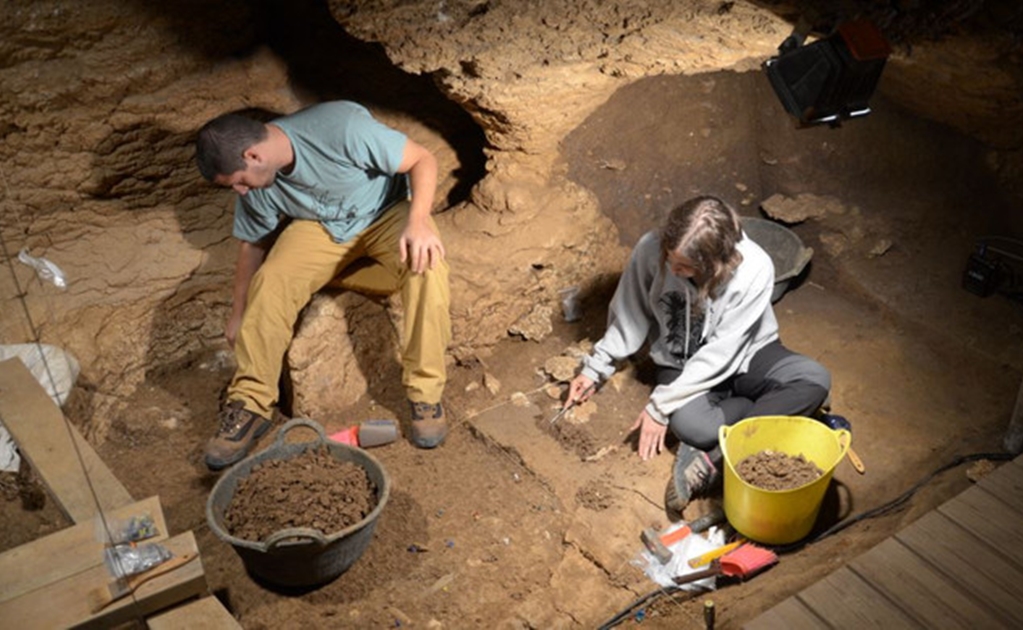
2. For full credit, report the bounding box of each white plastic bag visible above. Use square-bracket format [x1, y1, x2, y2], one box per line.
[0, 343, 80, 407]
[17, 248, 67, 289]
[631, 522, 727, 590]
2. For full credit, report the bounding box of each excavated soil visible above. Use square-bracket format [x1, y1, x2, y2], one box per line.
[737, 451, 824, 491]
[223, 448, 377, 543]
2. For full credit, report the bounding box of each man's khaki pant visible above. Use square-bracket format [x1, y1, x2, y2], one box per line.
[229, 201, 451, 419]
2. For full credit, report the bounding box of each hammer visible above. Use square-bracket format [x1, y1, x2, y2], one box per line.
[641, 507, 726, 564]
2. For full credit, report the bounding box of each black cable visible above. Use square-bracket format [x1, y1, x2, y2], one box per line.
[597, 584, 705, 630]
[595, 450, 1016, 628]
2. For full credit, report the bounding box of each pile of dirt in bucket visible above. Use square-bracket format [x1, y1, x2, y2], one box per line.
[736, 449, 823, 491]
[224, 447, 377, 542]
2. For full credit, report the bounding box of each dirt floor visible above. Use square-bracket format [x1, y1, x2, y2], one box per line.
[3, 69, 1023, 628]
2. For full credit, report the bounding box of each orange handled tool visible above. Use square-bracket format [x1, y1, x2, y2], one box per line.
[674, 543, 778, 585]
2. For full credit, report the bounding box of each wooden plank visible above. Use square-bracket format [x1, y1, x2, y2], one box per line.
[796, 567, 922, 628]
[747, 456, 1023, 630]
[147, 596, 243, 630]
[0, 530, 206, 630]
[896, 511, 1023, 626]
[0, 495, 167, 603]
[938, 484, 1023, 567]
[847, 537, 1009, 629]
[969, 458, 1023, 515]
[0, 358, 133, 522]
[742, 598, 828, 630]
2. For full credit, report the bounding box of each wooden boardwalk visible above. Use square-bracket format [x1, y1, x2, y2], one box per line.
[745, 454, 1023, 629]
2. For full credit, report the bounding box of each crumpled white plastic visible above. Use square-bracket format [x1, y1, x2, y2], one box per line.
[632, 522, 727, 590]
[0, 425, 18, 473]
[18, 248, 67, 289]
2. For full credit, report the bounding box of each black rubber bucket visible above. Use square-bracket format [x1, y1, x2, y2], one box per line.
[206, 419, 390, 588]
[741, 217, 814, 303]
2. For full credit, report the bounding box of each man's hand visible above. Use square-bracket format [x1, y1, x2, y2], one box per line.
[564, 374, 596, 409]
[400, 216, 446, 274]
[396, 139, 441, 274]
[225, 312, 243, 348]
[630, 408, 667, 461]
[226, 239, 269, 349]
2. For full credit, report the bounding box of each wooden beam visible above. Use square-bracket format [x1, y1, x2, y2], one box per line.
[0, 530, 206, 630]
[847, 538, 1007, 628]
[0, 358, 133, 522]
[742, 598, 828, 630]
[147, 596, 243, 630]
[795, 567, 920, 628]
[0, 495, 167, 603]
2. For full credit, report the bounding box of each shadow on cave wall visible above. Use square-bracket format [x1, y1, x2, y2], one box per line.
[745, 0, 1023, 50]
[561, 68, 1013, 249]
[127, 0, 487, 209]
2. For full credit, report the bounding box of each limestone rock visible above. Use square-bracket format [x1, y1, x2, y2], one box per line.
[543, 355, 580, 383]
[508, 304, 554, 342]
[761, 193, 847, 224]
[287, 293, 400, 421]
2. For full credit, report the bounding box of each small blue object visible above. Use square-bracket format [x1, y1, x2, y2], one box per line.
[635, 609, 646, 622]
[820, 413, 852, 432]
[445, 539, 455, 548]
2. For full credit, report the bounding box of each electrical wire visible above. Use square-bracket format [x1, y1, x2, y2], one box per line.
[594, 449, 1017, 629]
[597, 584, 705, 630]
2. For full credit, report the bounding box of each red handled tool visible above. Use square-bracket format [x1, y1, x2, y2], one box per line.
[328, 419, 398, 448]
[672, 542, 778, 586]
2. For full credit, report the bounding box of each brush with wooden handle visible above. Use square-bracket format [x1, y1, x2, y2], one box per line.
[674, 542, 778, 586]
[688, 539, 745, 569]
[819, 413, 866, 474]
[87, 551, 198, 614]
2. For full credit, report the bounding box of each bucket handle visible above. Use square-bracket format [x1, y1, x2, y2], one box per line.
[263, 527, 330, 550]
[272, 418, 329, 449]
[835, 428, 852, 460]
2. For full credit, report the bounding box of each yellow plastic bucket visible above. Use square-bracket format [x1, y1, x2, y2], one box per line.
[719, 415, 851, 545]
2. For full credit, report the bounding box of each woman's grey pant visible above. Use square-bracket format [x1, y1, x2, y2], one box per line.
[660, 340, 831, 453]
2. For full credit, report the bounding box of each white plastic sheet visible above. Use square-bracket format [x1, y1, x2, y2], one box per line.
[632, 522, 727, 590]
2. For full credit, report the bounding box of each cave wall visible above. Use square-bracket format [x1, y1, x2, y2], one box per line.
[1, 0, 1020, 436]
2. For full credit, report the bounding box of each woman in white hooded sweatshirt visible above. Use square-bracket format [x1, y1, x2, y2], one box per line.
[565, 196, 831, 517]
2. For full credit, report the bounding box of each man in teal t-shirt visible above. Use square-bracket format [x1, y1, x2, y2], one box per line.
[196, 101, 451, 470]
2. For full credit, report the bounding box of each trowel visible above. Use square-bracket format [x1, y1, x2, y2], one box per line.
[819, 413, 865, 474]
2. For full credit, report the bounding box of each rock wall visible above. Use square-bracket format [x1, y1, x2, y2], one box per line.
[1, 0, 1020, 435]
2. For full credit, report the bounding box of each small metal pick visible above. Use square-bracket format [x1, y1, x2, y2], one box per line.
[549, 382, 596, 425]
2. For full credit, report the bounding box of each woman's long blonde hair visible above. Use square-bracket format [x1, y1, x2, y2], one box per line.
[659, 196, 744, 303]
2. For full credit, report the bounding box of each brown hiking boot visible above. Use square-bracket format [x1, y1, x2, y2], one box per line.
[664, 444, 721, 521]
[204, 400, 271, 471]
[409, 400, 447, 448]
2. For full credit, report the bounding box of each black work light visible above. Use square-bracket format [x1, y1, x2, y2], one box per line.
[764, 18, 892, 127]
